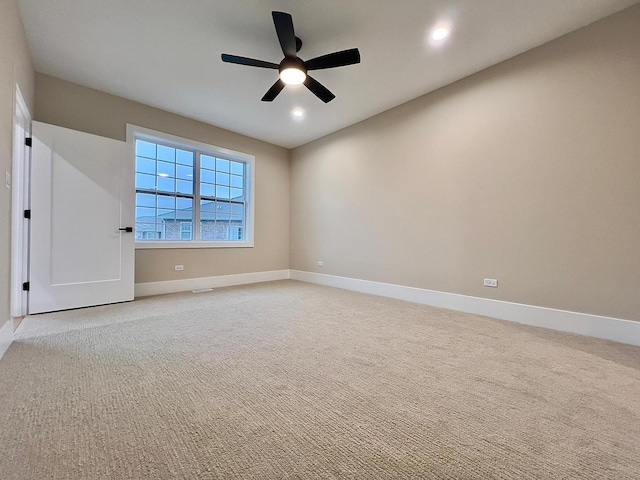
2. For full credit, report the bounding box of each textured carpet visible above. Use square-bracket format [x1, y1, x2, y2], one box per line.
[1, 280, 639, 479]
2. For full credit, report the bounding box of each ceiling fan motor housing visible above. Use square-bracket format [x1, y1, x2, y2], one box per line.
[279, 57, 307, 75]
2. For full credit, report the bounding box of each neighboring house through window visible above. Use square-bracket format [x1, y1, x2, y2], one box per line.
[128, 125, 255, 248]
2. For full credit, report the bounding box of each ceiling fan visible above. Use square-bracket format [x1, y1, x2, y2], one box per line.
[221, 11, 361, 103]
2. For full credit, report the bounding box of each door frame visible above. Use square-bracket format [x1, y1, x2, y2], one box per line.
[10, 84, 31, 318]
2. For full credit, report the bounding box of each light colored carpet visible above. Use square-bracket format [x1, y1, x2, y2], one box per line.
[1, 280, 639, 479]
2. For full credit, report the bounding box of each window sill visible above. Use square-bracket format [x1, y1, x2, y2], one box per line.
[135, 241, 254, 249]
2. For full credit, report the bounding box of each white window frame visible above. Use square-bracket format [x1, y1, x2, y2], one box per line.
[127, 124, 255, 249]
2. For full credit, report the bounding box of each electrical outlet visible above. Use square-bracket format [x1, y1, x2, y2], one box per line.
[484, 278, 498, 288]
[175, 265, 184, 271]
[317, 261, 324, 267]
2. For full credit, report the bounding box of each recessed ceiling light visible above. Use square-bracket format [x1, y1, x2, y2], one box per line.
[431, 26, 450, 41]
[292, 108, 305, 119]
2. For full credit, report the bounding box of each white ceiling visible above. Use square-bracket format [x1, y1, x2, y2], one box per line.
[17, 0, 639, 149]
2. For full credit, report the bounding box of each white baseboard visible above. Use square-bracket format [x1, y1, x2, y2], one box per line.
[289, 270, 640, 347]
[0, 320, 13, 361]
[135, 270, 290, 298]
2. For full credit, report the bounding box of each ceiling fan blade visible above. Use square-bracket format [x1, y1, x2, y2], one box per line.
[221, 54, 279, 69]
[304, 75, 335, 103]
[261, 79, 286, 102]
[305, 48, 361, 71]
[272, 11, 297, 57]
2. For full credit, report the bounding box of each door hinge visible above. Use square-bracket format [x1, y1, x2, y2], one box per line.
[25, 137, 32, 147]
[22, 282, 30, 291]
[24, 209, 31, 219]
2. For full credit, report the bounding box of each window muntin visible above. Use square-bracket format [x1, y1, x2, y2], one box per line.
[132, 131, 253, 247]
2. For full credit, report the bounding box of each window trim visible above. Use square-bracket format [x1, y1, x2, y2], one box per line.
[127, 124, 255, 249]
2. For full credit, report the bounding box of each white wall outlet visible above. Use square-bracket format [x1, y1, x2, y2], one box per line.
[317, 261, 324, 267]
[5, 171, 10, 189]
[175, 265, 184, 271]
[484, 278, 498, 288]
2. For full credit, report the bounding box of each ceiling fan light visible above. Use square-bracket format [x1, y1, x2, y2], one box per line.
[280, 67, 306, 85]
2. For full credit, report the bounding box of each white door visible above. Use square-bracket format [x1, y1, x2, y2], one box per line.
[29, 121, 134, 314]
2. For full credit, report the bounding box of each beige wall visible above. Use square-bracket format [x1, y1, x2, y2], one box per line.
[290, 5, 640, 321]
[35, 74, 290, 284]
[0, 0, 34, 325]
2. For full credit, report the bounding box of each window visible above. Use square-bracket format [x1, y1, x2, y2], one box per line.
[228, 226, 243, 240]
[142, 230, 162, 240]
[129, 125, 254, 248]
[180, 222, 193, 240]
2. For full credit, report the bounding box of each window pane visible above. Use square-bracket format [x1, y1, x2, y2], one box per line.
[216, 186, 230, 199]
[157, 177, 175, 193]
[177, 164, 192, 180]
[136, 140, 156, 159]
[144, 230, 163, 240]
[200, 200, 216, 220]
[136, 223, 158, 240]
[216, 158, 230, 173]
[231, 203, 244, 221]
[175, 199, 193, 220]
[201, 169, 215, 184]
[136, 193, 155, 208]
[162, 221, 180, 241]
[136, 173, 155, 190]
[136, 207, 156, 220]
[200, 183, 215, 197]
[201, 200, 225, 241]
[176, 149, 193, 166]
[177, 197, 192, 211]
[177, 209, 193, 221]
[177, 180, 193, 195]
[157, 145, 175, 162]
[230, 188, 243, 199]
[216, 173, 230, 186]
[201, 155, 215, 170]
[158, 208, 176, 221]
[230, 161, 244, 176]
[157, 195, 175, 210]
[230, 174, 243, 188]
[200, 225, 215, 241]
[157, 161, 175, 178]
[136, 157, 155, 174]
[216, 201, 231, 222]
